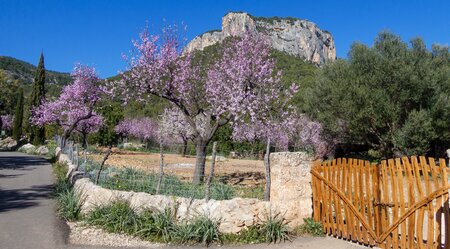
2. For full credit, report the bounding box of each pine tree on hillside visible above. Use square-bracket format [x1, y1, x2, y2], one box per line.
[30, 53, 46, 145]
[13, 88, 24, 141]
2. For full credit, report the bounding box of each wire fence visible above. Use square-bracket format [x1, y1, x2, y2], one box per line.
[57, 136, 266, 201]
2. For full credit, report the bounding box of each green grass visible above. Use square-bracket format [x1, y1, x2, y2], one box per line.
[295, 218, 324, 237]
[221, 212, 291, 244]
[52, 161, 84, 221]
[83, 201, 293, 246]
[90, 166, 241, 200]
[85, 200, 141, 234]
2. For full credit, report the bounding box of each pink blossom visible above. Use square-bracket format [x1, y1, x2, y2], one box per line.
[1, 115, 13, 131]
[31, 64, 104, 139]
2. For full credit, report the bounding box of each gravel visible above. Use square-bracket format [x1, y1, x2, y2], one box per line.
[67, 222, 161, 248]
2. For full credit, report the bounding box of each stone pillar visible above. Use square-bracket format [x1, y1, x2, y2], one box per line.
[270, 152, 314, 227]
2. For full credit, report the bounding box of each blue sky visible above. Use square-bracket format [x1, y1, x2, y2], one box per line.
[0, 0, 449, 78]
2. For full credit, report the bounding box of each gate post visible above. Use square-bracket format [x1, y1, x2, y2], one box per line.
[270, 152, 314, 227]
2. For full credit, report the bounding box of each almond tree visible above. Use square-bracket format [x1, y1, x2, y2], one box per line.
[159, 107, 193, 156]
[74, 115, 104, 148]
[0, 115, 13, 134]
[115, 26, 295, 184]
[31, 65, 104, 147]
[115, 117, 158, 146]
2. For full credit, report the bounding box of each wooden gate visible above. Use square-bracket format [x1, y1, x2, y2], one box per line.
[311, 156, 450, 248]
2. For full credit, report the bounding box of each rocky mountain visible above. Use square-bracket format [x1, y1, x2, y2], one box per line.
[185, 12, 336, 65]
[0, 56, 71, 86]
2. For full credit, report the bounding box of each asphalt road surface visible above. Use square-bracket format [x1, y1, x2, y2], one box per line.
[0, 151, 365, 249]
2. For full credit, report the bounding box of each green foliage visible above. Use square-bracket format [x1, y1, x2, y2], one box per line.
[0, 70, 19, 116]
[85, 200, 141, 234]
[56, 185, 84, 221]
[0, 56, 71, 86]
[52, 161, 83, 221]
[394, 110, 436, 156]
[302, 32, 450, 158]
[210, 183, 235, 200]
[92, 100, 123, 146]
[221, 212, 291, 244]
[296, 218, 324, 237]
[93, 166, 241, 200]
[52, 161, 68, 182]
[12, 88, 24, 140]
[221, 225, 266, 244]
[260, 212, 291, 243]
[30, 53, 46, 145]
[172, 215, 221, 246]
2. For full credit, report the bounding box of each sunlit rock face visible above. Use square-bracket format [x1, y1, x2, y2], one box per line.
[185, 12, 336, 65]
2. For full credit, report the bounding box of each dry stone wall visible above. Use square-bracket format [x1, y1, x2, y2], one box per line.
[58, 150, 314, 233]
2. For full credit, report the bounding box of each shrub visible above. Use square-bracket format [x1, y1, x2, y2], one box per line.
[296, 217, 324, 237]
[85, 200, 140, 234]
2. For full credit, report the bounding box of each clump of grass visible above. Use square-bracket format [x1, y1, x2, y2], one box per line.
[221, 225, 265, 244]
[146, 208, 176, 242]
[295, 217, 324, 237]
[52, 161, 84, 221]
[172, 215, 221, 246]
[260, 212, 291, 243]
[56, 185, 84, 221]
[85, 200, 141, 235]
[211, 183, 235, 200]
[53, 161, 68, 181]
[221, 212, 291, 244]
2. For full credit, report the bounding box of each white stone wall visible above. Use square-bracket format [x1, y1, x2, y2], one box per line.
[58, 150, 314, 233]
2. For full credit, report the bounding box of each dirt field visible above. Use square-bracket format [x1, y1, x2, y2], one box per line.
[88, 150, 266, 186]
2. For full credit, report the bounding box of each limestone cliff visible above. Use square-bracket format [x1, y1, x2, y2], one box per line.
[185, 12, 336, 65]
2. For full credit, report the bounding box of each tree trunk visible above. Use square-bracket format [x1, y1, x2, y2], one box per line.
[95, 145, 112, 185]
[192, 140, 208, 185]
[156, 142, 164, 194]
[205, 141, 217, 201]
[181, 139, 188, 157]
[264, 138, 271, 201]
[82, 133, 88, 149]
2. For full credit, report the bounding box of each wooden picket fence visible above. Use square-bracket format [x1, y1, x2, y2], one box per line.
[311, 156, 450, 248]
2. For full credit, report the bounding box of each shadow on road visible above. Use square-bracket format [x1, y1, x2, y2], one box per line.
[0, 184, 54, 213]
[0, 154, 49, 170]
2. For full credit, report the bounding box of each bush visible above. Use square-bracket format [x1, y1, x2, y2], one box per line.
[296, 217, 324, 237]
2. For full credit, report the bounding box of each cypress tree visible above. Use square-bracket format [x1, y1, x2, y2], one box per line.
[13, 88, 24, 141]
[30, 52, 46, 144]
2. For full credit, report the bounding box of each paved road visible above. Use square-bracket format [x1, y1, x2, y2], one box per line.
[0, 151, 365, 249]
[0, 151, 67, 249]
